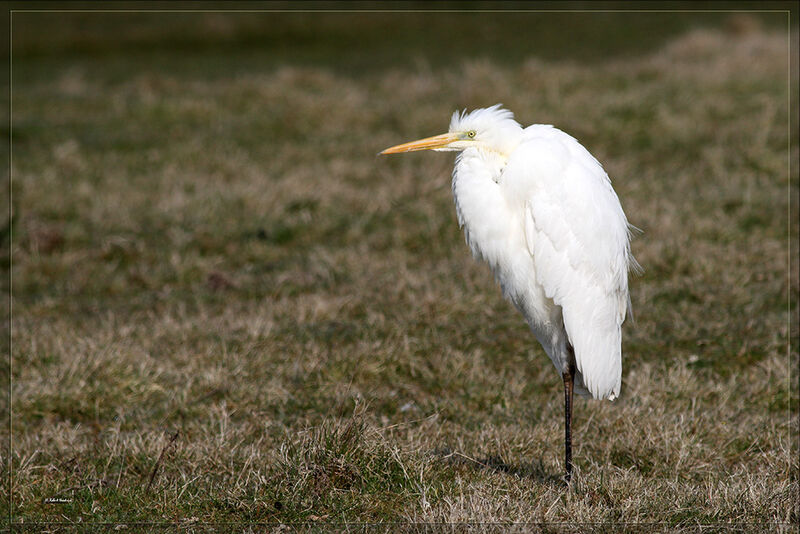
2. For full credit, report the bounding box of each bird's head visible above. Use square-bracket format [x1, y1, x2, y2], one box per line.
[380, 104, 523, 158]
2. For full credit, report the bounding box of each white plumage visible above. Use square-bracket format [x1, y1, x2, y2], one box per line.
[381, 104, 639, 482]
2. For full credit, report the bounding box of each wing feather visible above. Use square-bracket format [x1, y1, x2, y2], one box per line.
[508, 127, 633, 400]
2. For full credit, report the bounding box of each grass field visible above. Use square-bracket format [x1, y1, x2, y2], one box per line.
[6, 8, 799, 530]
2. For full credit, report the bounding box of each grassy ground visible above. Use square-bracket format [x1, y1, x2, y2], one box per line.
[6, 9, 799, 530]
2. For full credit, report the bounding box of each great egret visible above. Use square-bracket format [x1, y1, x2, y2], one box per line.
[380, 105, 638, 483]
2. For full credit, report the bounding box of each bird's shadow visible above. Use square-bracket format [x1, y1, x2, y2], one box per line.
[432, 447, 564, 488]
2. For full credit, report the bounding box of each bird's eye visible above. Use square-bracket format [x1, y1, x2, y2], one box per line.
[467, 130, 476, 138]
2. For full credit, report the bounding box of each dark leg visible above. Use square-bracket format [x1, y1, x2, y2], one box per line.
[562, 360, 576, 484]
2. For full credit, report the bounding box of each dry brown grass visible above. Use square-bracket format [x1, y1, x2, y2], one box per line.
[6, 11, 799, 529]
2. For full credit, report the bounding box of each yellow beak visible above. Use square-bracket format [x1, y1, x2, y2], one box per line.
[380, 132, 459, 155]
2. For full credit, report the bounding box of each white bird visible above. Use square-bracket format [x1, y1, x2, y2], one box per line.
[380, 105, 639, 483]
